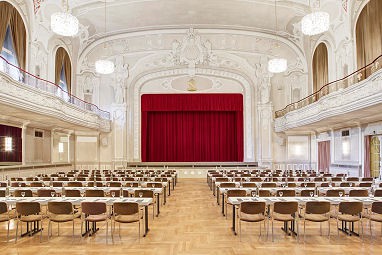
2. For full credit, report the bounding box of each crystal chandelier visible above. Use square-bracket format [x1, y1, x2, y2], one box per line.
[95, 0, 114, 74]
[50, 1, 79, 36]
[95, 59, 115, 74]
[268, 58, 287, 73]
[301, 0, 330, 36]
[301, 12, 329, 35]
[268, 0, 287, 74]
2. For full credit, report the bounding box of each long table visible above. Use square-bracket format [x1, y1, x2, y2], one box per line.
[0, 196, 153, 237]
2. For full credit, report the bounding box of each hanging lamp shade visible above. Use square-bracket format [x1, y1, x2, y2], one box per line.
[51, 12, 79, 37]
[95, 59, 115, 74]
[301, 11, 330, 36]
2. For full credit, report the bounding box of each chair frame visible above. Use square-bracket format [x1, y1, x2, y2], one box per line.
[0, 202, 11, 242]
[238, 201, 267, 241]
[111, 202, 141, 242]
[47, 201, 77, 240]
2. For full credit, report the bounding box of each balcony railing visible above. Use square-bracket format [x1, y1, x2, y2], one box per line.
[275, 54, 382, 118]
[0, 55, 110, 120]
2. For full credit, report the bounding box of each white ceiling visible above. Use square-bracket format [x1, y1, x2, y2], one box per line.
[45, 0, 316, 36]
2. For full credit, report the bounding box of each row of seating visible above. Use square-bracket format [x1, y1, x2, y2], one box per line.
[0, 200, 142, 243]
[236, 200, 382, 242]
[2, 181, 164, 187]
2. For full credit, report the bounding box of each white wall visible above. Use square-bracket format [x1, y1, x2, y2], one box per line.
[24, 127, 51, 164]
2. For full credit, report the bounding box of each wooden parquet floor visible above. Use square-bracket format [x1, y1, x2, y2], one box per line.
[1, 178, 382, 254]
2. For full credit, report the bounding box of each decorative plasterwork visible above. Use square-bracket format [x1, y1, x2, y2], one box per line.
[0, 72, 110, 132]
[130, 67, 255, 162]
[78, 28, 308, 74]
[275, 69, 382, 133]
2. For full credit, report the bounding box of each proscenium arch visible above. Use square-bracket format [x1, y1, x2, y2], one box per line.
[129, 67, 256, 162]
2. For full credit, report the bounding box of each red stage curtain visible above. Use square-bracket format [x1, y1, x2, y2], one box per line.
[0, 124, 22, 162]
[141, 94, 243, 162]
[318, 141, 330, 173]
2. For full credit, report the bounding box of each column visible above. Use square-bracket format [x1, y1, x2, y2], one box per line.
[21, 121, 30, 165]
[111, 103, 127, 167]
[257, 103, 273, 166]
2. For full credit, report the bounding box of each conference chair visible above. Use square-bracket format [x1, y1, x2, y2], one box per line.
[336, 202, 364, 239]
[0, 202, 12, 241]
[271, 202, 299, 242]
[15, 202, 44, 242]
[302, 201, 331, 242]
[368, 202, 382, 238]
[47, 201, 80, 239]
[238, 201, 267, 241]
[81, 202, 110, 242]
[112, 202, 141, 240]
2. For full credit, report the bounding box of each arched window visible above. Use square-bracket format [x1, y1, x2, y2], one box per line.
[312, 43, 328, 92]
[55, 47, 71, 94]
[0, 2, 27, 80]
[356, 0, 382, 79]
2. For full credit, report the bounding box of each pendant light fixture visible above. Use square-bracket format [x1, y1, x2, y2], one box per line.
[268, 0, 287, 73]
[301, 0, 330, 36]
[95, 0, 115, 74]
[51, 0, 79, 36]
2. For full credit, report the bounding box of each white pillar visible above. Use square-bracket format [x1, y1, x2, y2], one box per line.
[111, 103, 127, 166]
[257, 103, 273, 166]
[21, 121, 30, 165]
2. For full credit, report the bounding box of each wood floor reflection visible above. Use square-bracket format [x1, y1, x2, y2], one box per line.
[1, 178, 382, 255]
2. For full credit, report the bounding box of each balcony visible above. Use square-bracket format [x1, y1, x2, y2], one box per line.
[275, 55, 382, 132]
[0, 56, 111, 132]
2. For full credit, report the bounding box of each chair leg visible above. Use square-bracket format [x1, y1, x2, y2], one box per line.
[119, 222, 121, 239]
[360, 219, 364, 242]
[239, 220, 242, 242]
[369, 220, 372, 239]
[106, 220, 108, 243]
[328, 219, 331, 240]
[271, 218, 274, 242]
[296, 219, 299, 243]
[58, 222, 60, 236]
[263, 219, 266, 237]
[303, 220, 306, 243]
[81, 220, 83, 239]
[7, 220, 10, 242]
[48, 220, 51, 240]
[259, 220, 262, 238]
[337, 219, 339, 237]
[72, 220, 75, 239]
[138, 220, 141, 243]
[40, 220, 43, 242]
